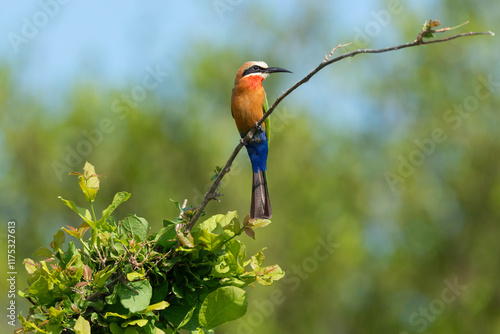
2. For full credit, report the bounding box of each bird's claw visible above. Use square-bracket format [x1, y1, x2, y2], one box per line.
[254, 122, 264, 133]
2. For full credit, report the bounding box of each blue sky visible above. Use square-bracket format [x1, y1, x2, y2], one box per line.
[1, 0, 481, 130]
[0, 2, 404, 86]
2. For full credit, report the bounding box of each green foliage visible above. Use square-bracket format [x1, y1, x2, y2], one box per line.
[17, 163, 283, 333]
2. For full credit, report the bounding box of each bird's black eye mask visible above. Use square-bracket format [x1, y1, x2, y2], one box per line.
[242, 65, 266, 77]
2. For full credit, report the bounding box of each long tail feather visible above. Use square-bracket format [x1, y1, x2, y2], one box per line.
[250, 170, 272, 219]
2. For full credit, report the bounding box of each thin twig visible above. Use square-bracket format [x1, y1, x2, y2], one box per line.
[182, 29, 494, 234]
[179, 199, 188, 217]
[324, 42, 353, 62]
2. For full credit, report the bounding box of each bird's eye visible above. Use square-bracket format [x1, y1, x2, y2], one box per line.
[253, 65, 259, 70]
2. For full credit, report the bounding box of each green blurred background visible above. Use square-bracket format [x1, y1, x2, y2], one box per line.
[1, 1, 499, 333]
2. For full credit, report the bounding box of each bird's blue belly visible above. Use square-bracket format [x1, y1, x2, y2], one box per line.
[242, 131, 268, 173]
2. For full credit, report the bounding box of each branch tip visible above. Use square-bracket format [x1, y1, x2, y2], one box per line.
[324, 42, 353, 62]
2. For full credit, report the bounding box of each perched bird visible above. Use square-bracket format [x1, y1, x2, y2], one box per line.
[231, 61, 291, 219]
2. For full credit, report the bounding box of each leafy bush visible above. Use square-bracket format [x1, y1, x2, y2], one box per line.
[17, 162, 283, 333]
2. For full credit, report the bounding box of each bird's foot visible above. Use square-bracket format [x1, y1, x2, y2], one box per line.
[254, 122, 264, 133]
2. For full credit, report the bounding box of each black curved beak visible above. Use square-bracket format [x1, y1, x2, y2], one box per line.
[266, 67, 292, 74]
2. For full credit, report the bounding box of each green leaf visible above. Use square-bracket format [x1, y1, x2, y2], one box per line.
[213, 239, 246, 276]
[198, 211, 237, 233]
[199, 286, 248, 329]
[48, 306, 64, 319]
[118, 280, 153, 313]
[33, 247, 53, 258]
[190, 329, 204, 334]
[170, 199, 183, 211]
[50, 230, 65, 253]
[23, 258, 38, 275]
[18, 314, 48, 333]
[179, 305, 198, 330]
[69, 161, 102, 203]
[177, 231, 194, 248]
[58, 196, 95, 227]
[74, 316, 91, 334]
[256, 265, 285, 286]
[247, 249, 285, 286]
[126, 271, 144, 281]
[247, 218, 271, 229]
[122, 319, 148, 327]
[110, 322, 124, 334]
[120, 215, 148, 241]
[65, 250, 84, 270]
[162, 302, 196, 329]
[144, 300, 170, 313]
[222, 215, 240, 235]
[192, 212, 238, 251]
[105, 312, 130, 320]
[220, 211, 238, 227]
[196, 229, 225, 252]
[94, 266, 117, 288]
[151, 282, 170, 304]
[155, 226, 177, 249]
[249, 249, 266, 270]
[163, 217, 184, 226]
[62, 222, 91, 240]
[101, 191, 131, 223]
[61, 241, 78, 267]
[105, 285, 120, 305]
[197, 215, 223, 233]
[123, 328, 139, 334]
[211, 166, 222, 181]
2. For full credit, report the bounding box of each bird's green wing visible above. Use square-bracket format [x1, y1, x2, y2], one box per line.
[263, 94, 271, 142]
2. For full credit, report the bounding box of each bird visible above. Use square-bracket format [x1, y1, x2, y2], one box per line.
[231, 61, 291, 219]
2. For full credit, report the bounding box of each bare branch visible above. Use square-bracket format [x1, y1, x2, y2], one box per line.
[182, 27, 494, 234]
[184, 150, 242, 232]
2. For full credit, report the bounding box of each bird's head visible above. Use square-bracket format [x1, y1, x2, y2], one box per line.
[234, 61, 291, 85]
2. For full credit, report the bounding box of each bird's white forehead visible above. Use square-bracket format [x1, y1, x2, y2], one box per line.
[247, 61, 268, 69]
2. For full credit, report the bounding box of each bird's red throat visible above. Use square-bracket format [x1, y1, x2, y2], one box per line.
[243, 75, 264, 89]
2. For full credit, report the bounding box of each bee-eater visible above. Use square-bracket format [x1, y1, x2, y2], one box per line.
[231, 61, 291, 219]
